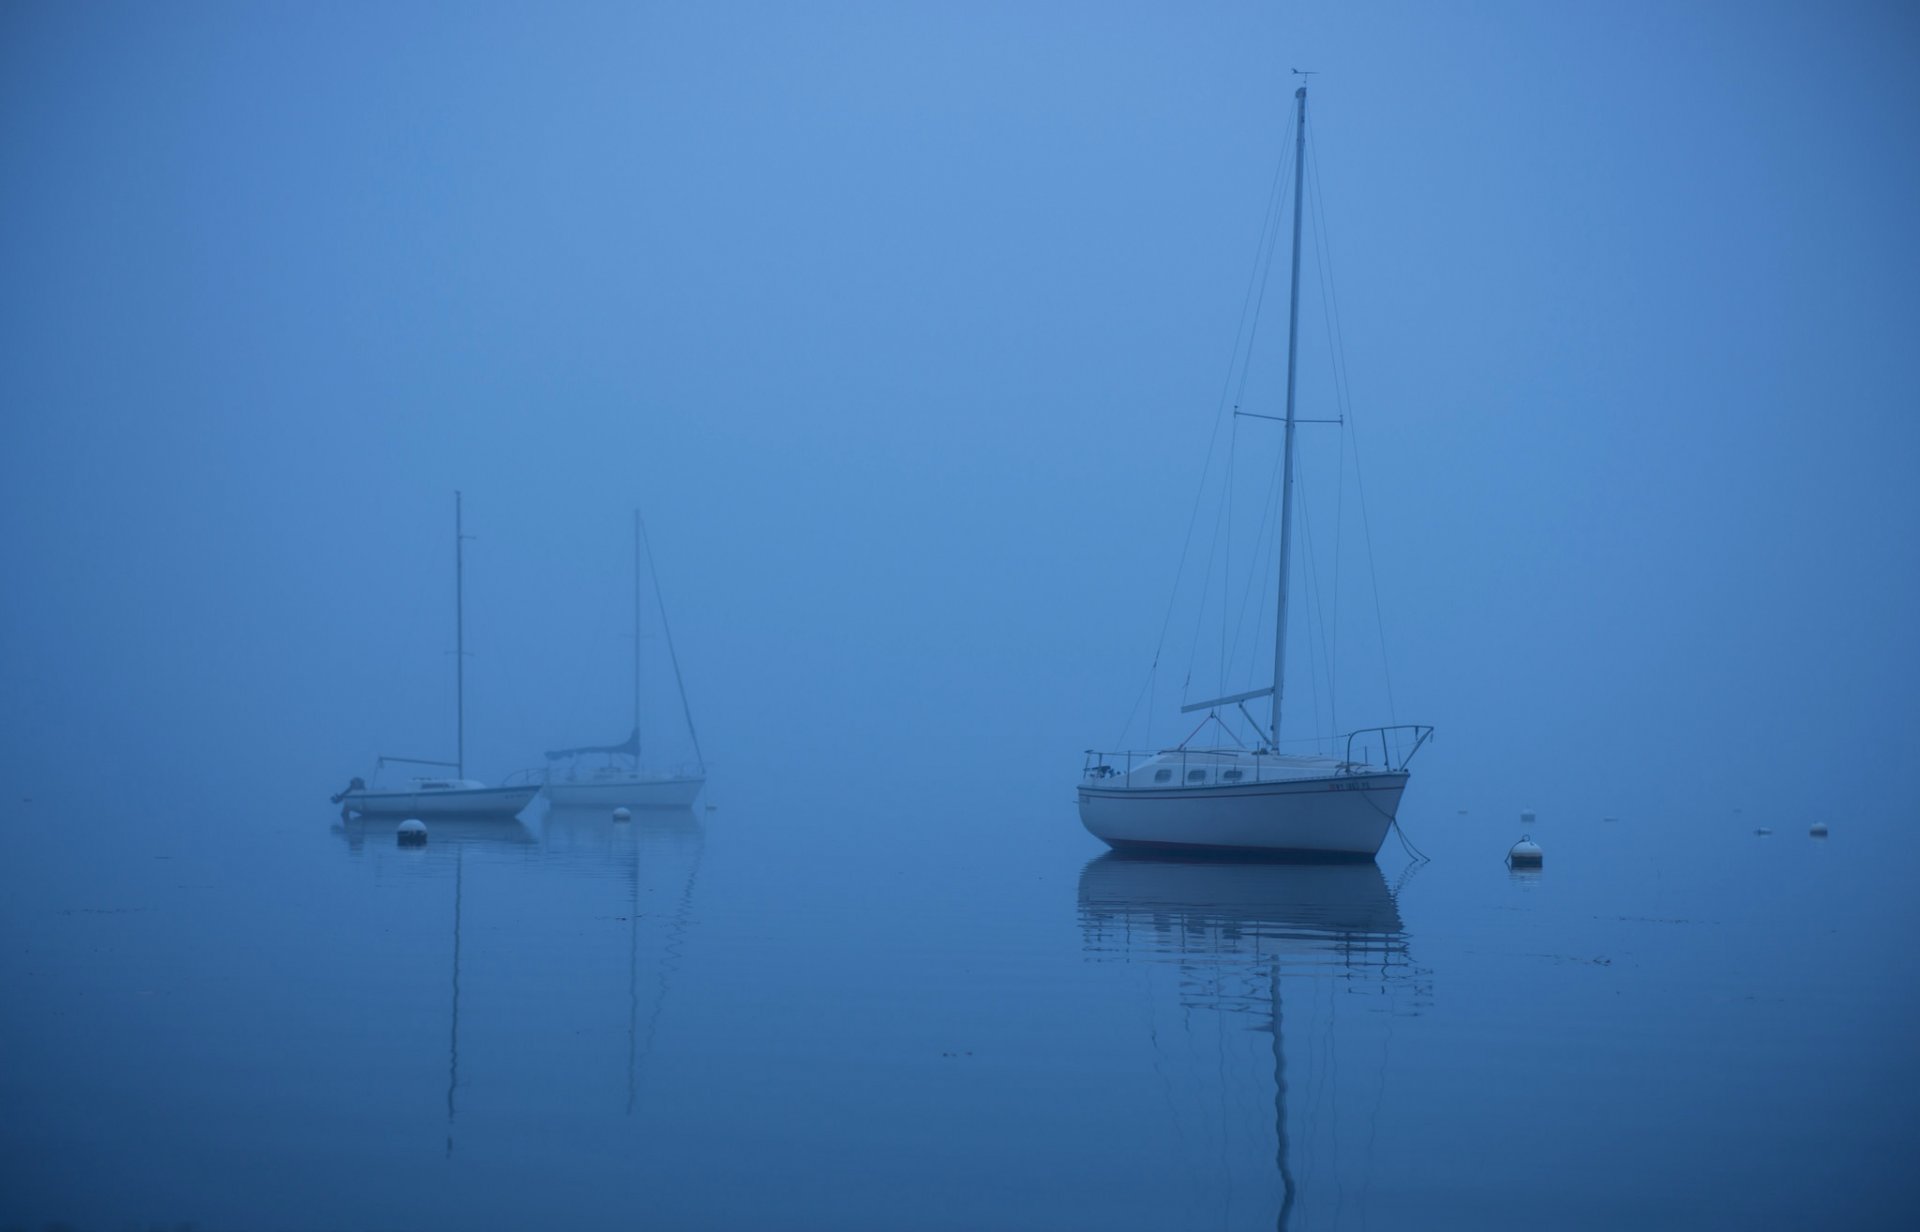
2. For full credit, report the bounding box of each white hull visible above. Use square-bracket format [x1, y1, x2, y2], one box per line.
[1077, 772, 1408, 859]
[342, 783, 539, 819]
[544, 774, 704, 810]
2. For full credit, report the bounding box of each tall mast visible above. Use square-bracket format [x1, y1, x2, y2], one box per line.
[641, 506, 648, 759]
[1270, 85, 1308, 749]
[455, 490, 466, 779]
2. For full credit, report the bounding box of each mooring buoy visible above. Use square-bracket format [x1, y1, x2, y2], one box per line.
[397, 818, 428, 847]
[1520, 809, 1537, 825]
[612, 806, 632, 822]
[1809, 822, 1828, 838]
[1507, 836, 1543, 867]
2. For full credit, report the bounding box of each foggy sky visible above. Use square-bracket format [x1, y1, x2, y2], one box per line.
[3, 1, 1916, 825]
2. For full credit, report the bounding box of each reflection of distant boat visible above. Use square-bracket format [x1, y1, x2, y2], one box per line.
[541, 803, 702, 852]
[1078, 853, 1416, 1231]
[332, 493, 538, 821]
[331, 807, 537, 1157]
[545, 511, 706, 810]
[540, 802, 705, 1114]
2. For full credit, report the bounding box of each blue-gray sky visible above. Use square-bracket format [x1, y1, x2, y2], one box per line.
[3, 1, 1916, 822]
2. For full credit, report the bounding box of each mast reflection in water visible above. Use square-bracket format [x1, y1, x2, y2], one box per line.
[325, 809, 704, 1155]
[332, 816, 538, 1157]
[1079, 855, 1430, 1231]
[541, 805, 706, 1116]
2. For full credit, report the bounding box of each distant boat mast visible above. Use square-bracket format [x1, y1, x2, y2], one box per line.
[455, 491, 468, 779]
[641, 506, 656, 759]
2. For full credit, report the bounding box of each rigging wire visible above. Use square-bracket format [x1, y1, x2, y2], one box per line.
[1117, 136, 1298, 750]
[1212, 139, 1298, 705]
[636, 510, 706, 770]
[1307, 115, 1399, 725]
[1120, 100, 1411, 757]
[1305, 156, 1349, 741]
[1224, 444, 1283, 695]
[1185, 418, 1236, 704]
[1170, 138, 1299, 726]
[1294, 462, 1339, 754]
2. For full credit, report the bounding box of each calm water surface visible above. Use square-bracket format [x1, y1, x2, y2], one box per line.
[3, 773, 1915, 1230]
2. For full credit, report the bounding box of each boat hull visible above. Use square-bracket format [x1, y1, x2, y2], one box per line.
[1077, 772, 1408, 859]
[544, 775, 704, 810]
[342, 783, 539, 819]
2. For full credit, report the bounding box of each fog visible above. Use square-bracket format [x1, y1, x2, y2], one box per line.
[6, 6, 1920, 1230]
[4, 3, 1917, 835]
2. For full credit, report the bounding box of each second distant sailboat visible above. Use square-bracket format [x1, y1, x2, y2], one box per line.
[332, 492, 540, 820]
[544, 511, 706, 810]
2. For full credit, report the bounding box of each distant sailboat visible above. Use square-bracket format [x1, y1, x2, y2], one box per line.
[1077, 85, 1429, 859]
[332, 492, 540, 820]
[544, 511, 706, 810]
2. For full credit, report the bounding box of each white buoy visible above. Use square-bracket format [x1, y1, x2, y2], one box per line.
[612, 806, 632, 822]
[397, 818, 428, 847]
[1809, 822, 1828, 838]
[1520, 809, 1537, 825]
[1507, 836, 1543, 867]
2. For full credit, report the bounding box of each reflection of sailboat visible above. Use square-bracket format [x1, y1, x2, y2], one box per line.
[545, 511, 706, 809]
[540, 804, 705, 1114]
[333, 492, 540, 820]
[1080, 853, 1405, 945]
[1076, 85, 1429, 858]
[330, 811, 536, 1157]
[1078, 854, 1419, 1230]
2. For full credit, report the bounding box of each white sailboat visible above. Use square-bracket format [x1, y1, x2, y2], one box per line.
[333, 493, 540, 820]
[543, 511, 706, 810]
[1078, 85, 1430, 859]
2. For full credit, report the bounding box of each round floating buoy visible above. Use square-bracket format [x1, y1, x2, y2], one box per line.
[397, 818, 428, 847]
[1520, 809, 1537, 825]
[612, 806, 632, 822]
[1809, 822, 1828, 838]
[1507, 836, 1543, 867]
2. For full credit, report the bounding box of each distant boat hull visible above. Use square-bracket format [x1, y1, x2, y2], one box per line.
[1077, 771, 1408, 859]
[544, 774, 704, 810]
[341, 783, 539, 819]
